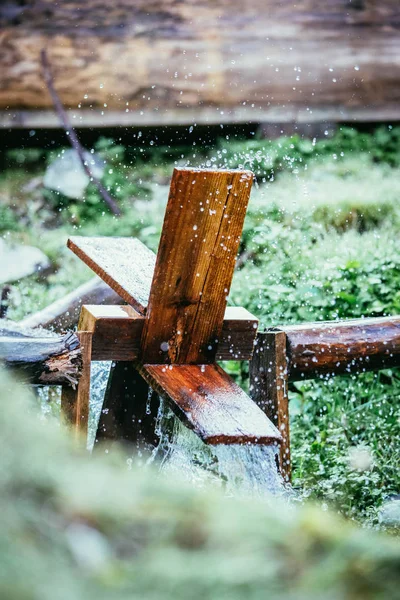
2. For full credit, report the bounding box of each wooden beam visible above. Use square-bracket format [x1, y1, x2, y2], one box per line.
[67, 237, 156, 314]
[139, 362, 282, 446]
[79, 304, 258, 362]
[61, 331, 92, 439]
[278, 317, 400, 380]
[249, 331, 290, 480]
[141, 168, 253, 364]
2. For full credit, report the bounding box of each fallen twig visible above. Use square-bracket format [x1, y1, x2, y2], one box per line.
[40, 49, 121, 216]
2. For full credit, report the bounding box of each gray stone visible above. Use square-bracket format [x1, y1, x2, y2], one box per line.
[0, 239, 50, 284]
[43, 149, 104, 200]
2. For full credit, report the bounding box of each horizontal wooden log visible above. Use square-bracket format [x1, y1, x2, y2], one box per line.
[139, 362, 282, 446]
[0, 331, 81, 386]
[1, 1, 400, 127]
[19, 276, 122, 331]
[276, 316, 400, 380]
[79, 304, 258, 361]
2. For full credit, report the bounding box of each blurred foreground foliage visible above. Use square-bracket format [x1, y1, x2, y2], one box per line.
[1, 124, 400, 527]
[0, 368, 399, 600]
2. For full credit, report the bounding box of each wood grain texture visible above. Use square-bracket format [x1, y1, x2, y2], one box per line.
[141, 168, 253, 364]
[61, 331, 92, 438]
[279, 317, 400, 380]
[80, 304, 258, 361]
[139, 362, 282, 446]
[0, 331, 81, 387]
[249, 331, 290, 480]
[67, 237, 156, 314]
[95, 361, 159, 454]
[1, 1, 400, 125]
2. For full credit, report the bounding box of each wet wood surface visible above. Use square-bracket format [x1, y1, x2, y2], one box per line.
[80, 304, 258, 361]
[279, 317, 400, 380]
[141, 168, 253, 364]
[140, 362, 282, 446]
[0, 331, 81, 386]
[249, 331, 290, 480]
[1, 1, 400, 126]
[68, 237, 156, 315]
[61, 331, 92, 437]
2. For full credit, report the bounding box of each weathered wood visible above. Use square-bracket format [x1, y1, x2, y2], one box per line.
[139, 362, 282, 446]
[141, 168, 253, 364]
[61, 331, 92, 436]
[279, 317, 400, 381]
[0, 331, 81, 387]
[67, 238, 156, 315]
[79, 304, 258, 361]
[95, 361, 159, 453]
[20, 276, 122, 331]
[249, 331, 290, 480]
[1, 1, 400, 126]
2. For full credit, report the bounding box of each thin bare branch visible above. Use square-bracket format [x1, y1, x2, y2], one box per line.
[40, 49, 121, 216]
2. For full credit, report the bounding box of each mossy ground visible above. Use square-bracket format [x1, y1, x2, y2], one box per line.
[0, 368, 399, 600]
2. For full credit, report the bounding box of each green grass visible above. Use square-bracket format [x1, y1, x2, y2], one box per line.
[1, 125, 400, 528]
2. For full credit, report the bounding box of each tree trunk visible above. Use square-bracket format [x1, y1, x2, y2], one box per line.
[0, 0, 399, 127]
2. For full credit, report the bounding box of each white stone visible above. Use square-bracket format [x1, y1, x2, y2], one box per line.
[0, 239, 50, 284]
[43, 149, 104, 200]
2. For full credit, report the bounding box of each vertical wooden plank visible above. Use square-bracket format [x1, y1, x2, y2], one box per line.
[141, 167, 253, 364]
[249, 331, 291, 480]
[95, 361, 159, 455]
[61, 331, 92, 441]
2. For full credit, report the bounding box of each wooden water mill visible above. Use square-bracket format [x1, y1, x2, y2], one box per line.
[62, 168, 283, 465]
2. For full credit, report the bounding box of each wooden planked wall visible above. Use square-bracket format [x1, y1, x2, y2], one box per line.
[1, 0, 399, 127]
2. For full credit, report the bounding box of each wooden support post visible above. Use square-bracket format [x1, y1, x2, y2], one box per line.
[249, 331, 291, 480]
[141, 168, 253, 364]
[61, 331, 92, 441]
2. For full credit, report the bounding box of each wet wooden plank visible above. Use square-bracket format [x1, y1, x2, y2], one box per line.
[79, 304, 143, 361]
[141, 168, 253, 364]
[67, 237, 156, 314]
[80, 304, 258, 361]
[249, 331, 290, 480]
[139, 363, 282, 446]
[278, 317, 400, 380]
[61, 331, 92, 439]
